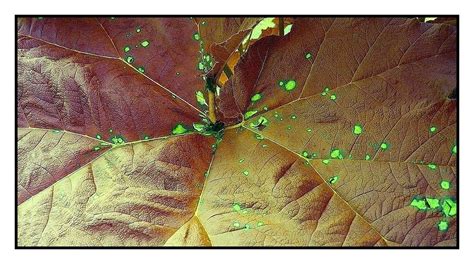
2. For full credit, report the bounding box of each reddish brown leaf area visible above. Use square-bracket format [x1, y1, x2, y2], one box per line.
[219, 18, 456, 124]
[18, 17, 204, 141]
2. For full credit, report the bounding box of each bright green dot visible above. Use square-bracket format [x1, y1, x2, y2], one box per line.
[137, 67, 145, 73]
[426, 197, 440, 209]
[284, 80, 297, 91]
[311, 153, 318, 158]
[427, 163, 437, 170]
[353, 124, 363, 135]
[302, 151, 309, 158]
[140, 40, 150, 47]
[239, 158, 245, 163]
[410, 198, 427, 210]
[109, 129, 113, 133]
[242, 170, 249, 176]
[286, 125, 292, 130]
[52, 130, 61, 133]
[257, 221, 264, 227]
[244, 110, 258, 119]
[95, 134, 101, 140]
[430, 126, 437, 133]
[263, 106, 268, 111]
[452, 145, 457, 155]
[305, 52, 312, 60]
[193, 32, 200, 41]
[321, 92, 327, 96]
[255, 134, 264, 140]
[251, 93, 262, 102]
[172, 124, 188, 135]
[117, 137, 124, 144]
[278, 81, 284, 87]
[438, 220, 449, 231]
[100, 142, 109, 146]
[330, 149, 342, 159]
[93, 146, 100, 151]
[136, 27, 141, 33]
[124, 46, 131, 52]
[290, 114, 297, 120]
[244, 224, 251, 230]
[232, 203, 241, 212]
[322, 159, 330, 165]
[365, 154, 371, 160]
[441, 198, 457, 217]
[380, 142, 389, 151]
[193, 123, 206, 132]
[125, 56, 134, 64]
[330, 94, 337, 100]
[306, 128, 312, 132]
[233, 222, 240, 228]
[328, 176, 339, 184]
[324, 87, 330, 92]
[143, 135, 150, 140]
[441, 180, 451, 190]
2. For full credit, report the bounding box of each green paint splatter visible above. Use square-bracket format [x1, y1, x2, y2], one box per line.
[302, 151, 309, 158]
[140, 40, 150, 47]
[353, 124, 363, 135]
[251, 93, 262, 102]
[328, 176, 339, 184]
[244, 224, 251, 230]
[52, 130, 61, 133]
[330, 94, 337, 101]
[440, 180, 451, 190]
[255, 134, 264, 140]
[109, 129, 113, 133]
[125, 56, 134, 64]
[244, 110, 258, 119]
[233, 222, 240, 228]
[380, 142, 389, 151]
[452, 145, 457, 155]
[137, 67, 145, 73]
[232, 203, 242, 212]
[365, 154, 371, 160]
[441, 198, 457, 217]
[143, 135, 150, 140]
[110, 135, 125, 145]
[172, 124, 188, 135]
[136, 27, 141, 33]
[263, 106, 268, 111]
[286, 125, 292, 130]
[426, 197, 440, 209]
[322, 159, 330, 165]
[95, 134, 102, 140]
[93, 146, 101, 151]
[242, 170, 249, 176]
[193, 123, 206, 132]
[410, 198, 427, 210]
[330, 149, 343, 159]
[430, 126, 437, 133]
[306, 128, 312, 132]
[305, 52, 312, 60]
[239, 158, 245, 163]
[193, 32, 200, 41]
[250, 116, 269, 129]
[290, 114, 297, 120]
[278, 80, 297, 91]
[195, 91, 207, 106]
[438, 220, 448, 231]
[124, 46, 131, 52]
[427, 163, 437, 170]
[257, 221, 264, 227]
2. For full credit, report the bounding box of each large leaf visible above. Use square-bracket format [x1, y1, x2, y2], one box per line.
[17, 17, 457, 247]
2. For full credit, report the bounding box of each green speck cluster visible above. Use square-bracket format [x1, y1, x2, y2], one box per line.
[278, 80, 297, 92]
[330, 149, 343, 159]
[251, 93, 262, 102]
[353, 124, 363, 135]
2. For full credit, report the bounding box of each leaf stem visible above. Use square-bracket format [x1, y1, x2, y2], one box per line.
[208, 90, 217, 123]
[279, 17, 284, 36]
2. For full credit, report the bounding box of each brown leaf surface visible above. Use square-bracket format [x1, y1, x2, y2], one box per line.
[17, 17, 457, 247]
[18, 134, 213, 246]
[214, 17, 457, 246]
